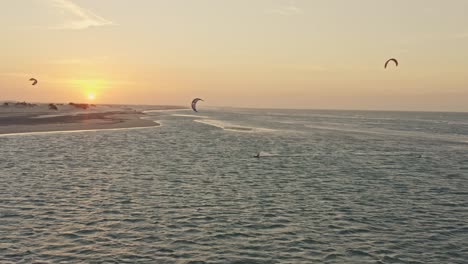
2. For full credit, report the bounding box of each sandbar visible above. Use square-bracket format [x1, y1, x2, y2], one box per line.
[0, 104, 185, 135]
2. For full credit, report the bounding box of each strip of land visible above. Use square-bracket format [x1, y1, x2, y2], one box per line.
[0, 104, 185, 135]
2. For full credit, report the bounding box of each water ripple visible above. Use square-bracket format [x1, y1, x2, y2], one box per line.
[1, 109, 467, 263]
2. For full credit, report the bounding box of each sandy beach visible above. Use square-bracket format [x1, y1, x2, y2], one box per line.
[0, 103, 185, 135]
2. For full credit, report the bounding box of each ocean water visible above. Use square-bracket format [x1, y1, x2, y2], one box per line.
[1, 108, 467, 263]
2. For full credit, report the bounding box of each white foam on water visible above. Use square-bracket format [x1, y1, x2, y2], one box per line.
[194, 119, 276, 133]
[0, 119, 160, 138]
[143, 109, 190, 113]
[32, 111, 97, 119]
[0, 126, 157, 137]
[275, 120, 308, 125]
[33, 114, 68, 119]
[172, 114, 209, 119]
[305, 124, 468, 143]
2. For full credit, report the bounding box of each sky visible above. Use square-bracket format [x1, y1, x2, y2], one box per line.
[1, 0, 467, 111]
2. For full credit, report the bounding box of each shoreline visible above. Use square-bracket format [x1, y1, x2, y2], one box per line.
[0, 105, 186, 136]
[0, 123, 159, 137]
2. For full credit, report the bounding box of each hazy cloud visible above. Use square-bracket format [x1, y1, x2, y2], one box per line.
[453, 32, 468, 40]
[48, 56, 109, 65]
[394, 49, 409, 55]
[48, 0, 114, 30]
[0, 72, 28, 78]
[275, 63, 328, 72]
[265, 3, 302, 16]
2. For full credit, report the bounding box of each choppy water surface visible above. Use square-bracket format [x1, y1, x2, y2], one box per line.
[1, 108, 468, 263]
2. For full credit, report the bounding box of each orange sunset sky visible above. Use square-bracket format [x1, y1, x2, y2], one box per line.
[1, 0, 468, 111]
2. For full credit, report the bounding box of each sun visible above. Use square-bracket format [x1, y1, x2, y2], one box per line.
[87, 92, 96, 101]
[70, 79, 105, 102]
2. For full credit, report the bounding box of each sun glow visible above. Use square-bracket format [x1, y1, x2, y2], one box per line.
[69, 79, 106, 102]
[87, 92, 96, 101]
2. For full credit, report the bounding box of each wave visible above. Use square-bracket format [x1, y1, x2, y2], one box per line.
[267, 112, 467, 126]
[172, 114, 209, 119]
[303, 114, 468, 126]
[305, 124, 468, 143]
[352, 151, 422, 157]
[0, 118, 160, 138]
[32, 111, 95, 119]
[0, 126, 158, 137]
[143, 109, 190, 113]
[253, 151, 313, 157]
[275, 120, 309, 125]
[194, 119, 276, 133]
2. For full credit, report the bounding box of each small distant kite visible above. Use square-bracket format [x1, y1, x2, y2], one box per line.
[29, 78, 38, 85]
[191, 98, 204, 112]
[384, 58, 398, 69]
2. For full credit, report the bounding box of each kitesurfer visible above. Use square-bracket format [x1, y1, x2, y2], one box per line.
[191, 98, 204, 112]
[384, 58, 398, 69]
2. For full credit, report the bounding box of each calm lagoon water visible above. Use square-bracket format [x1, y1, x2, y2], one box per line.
[1, 108, 467, 263]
